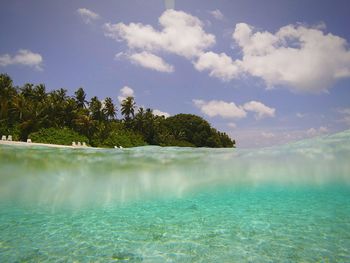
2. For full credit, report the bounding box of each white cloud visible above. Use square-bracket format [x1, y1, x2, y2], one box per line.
[243, 100, 275, 119]
[104, 9, 215, 59]
[306, 126, 329, 137]
[261, 132, 275, 139]
[210, 9, 224, 21]
[337, 108, 350, 125]
[118, 86, 134, 102]
[77, 8, 100, 24]
[0, 49, 43, 70]
[129, 51, 174, 72]
[194, 52, 241, 81]
[115, 52, 125, 60]
[153, 109, 170, 118]
[193, 99, 275, 121]
[338, 108, 350, 115]
[232, 23, 350, 93]
[104, 11, 350, 92]
[193, 99, 247, 119]
[296, 112, 306, 118]
[228, 122, 237, 129]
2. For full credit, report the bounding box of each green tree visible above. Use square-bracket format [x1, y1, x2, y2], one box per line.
[103, 97, 116, 120]
[0, 74, 236, 147]
[73, 109, 96, 140]
[74, 87, 87, 109]
[0, 74, 18, 135]
[121, 96, 136, 125]
[89, 96, 102, 121]
[46, 88, 68, 128]
[33, 84, 47, 101]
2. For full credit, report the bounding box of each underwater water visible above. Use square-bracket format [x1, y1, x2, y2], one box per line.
[0, 131, 350, 262]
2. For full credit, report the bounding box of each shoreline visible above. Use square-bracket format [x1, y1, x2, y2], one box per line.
[0, 140, 92, 149]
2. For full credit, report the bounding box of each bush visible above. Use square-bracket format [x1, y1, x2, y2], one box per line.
[163, 114, 235, 147]
[0, 124, 21, 141]
[29, 128, 89, 146]
[102, 130, 146, 148]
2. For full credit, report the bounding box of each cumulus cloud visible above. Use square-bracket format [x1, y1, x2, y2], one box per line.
[232, 23, 350, 93]
[296, 112, 306, 118]
[193, 99, 247, 119]
[196, 23, 350, 91]
[77, 8, 100, 24]
[210, 9, 224, 20]
[261, 132, 275, 139]
[338, 108, 350, 115]
[0, 49, 43, 70]
[153, 109, 170, 118]
[337, 108, 350, 125]
[129, 51, 174, 72]
[118, 86, 134, 102]
[193, 99, 275, 121]
[104, 9, 215, 59]
[306, 126, 329, 137]
[194, 52, 241, 81]
[104, 10, 350, 92]
[243, 100, 276, 119]
[228, 122, 237, 129]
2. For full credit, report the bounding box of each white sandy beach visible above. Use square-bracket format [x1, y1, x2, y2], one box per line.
[0, 140, 90, 149]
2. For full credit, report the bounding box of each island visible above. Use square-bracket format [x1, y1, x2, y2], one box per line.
[0, 73, 235, 148]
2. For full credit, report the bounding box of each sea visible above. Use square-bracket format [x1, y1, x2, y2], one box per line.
[0, 130, 350, 262]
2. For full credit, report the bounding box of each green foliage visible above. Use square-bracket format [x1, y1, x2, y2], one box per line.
[0, 73, 236, 148]
[102, 130, 146, 148]
[0, 124, 20, 141]
[162, 114, 234, 147]
[132, 108, 164, 145]
[29, 128, 89, 146]
[121, 96, 136, 126]
[103, 97, 116, 120]
[74, 87, 87, 109]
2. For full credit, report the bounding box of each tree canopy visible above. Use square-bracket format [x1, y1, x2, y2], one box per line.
[0, 73, 235, 148]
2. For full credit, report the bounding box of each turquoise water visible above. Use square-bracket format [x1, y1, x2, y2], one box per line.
[1, 131, 350, 262]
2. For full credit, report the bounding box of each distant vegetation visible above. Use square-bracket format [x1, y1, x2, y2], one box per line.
[0, 73, 235, 148]
[30, 128, 89, 146]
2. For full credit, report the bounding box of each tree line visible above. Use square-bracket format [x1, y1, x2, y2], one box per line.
[0, 73, 235, 148]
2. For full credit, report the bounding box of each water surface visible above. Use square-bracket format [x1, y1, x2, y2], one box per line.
[1, 131, 350, 262]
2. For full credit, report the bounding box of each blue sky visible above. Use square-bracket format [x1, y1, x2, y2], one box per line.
[1, 0, 350, 147]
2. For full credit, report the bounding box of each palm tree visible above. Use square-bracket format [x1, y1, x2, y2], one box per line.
[20, 83, 35, 99]
[133, 107, 145, 133]
[56, 88, 67, 102]
[47, 89, 68, 128]
[74, 87, 87, 108]
[12, 93, 49, 139]
[121, 96, 135, 122]
[33, 84, 46, 101]
[89, 96, 102, 121]
[103, 97, 116, 120]
[0, 74, 17, 125]
[73, 111, 96, 139]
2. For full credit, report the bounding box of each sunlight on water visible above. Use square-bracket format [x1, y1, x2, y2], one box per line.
[0, 130, 350, 261]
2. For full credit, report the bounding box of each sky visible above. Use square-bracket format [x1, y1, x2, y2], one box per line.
[1, 0, 350, 147]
